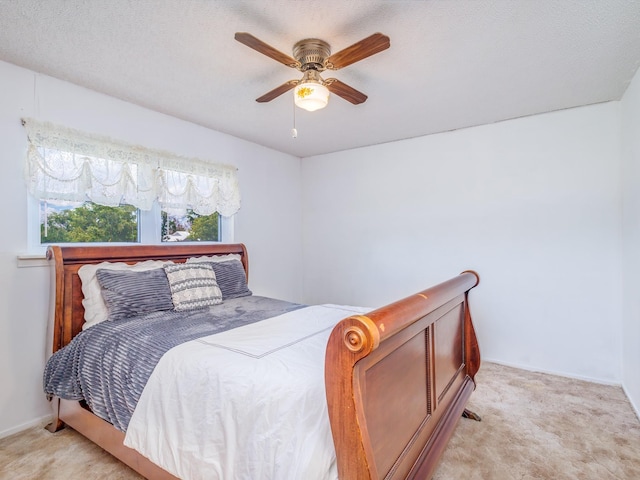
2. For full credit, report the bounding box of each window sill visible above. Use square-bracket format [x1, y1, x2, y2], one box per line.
[17, 254, 49, 268]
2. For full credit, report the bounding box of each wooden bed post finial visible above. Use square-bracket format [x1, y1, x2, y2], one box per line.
[343, 315, 380, 354]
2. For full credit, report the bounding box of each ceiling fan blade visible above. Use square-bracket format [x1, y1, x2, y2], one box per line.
[235, 32, 300, 68]
[256, 80, 298, 103]
[325, 79, 368, 105]
[325, 33, 390, 70]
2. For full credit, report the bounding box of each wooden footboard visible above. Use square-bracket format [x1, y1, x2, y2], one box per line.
[325, 271, 480, 479]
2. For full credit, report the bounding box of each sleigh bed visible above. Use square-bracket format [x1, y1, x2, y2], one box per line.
[44, 243, 481, 480]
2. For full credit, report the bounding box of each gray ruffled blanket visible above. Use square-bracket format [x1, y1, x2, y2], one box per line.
[43, 296, 302, 432]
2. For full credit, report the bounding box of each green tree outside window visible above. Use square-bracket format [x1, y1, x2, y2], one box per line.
[41, 202, 138, 243]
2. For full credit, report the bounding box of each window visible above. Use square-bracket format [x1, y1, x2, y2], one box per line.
[162, 210, 221, 243]
[29, 199, 232, 252]
[23, 118, 240, 252]
[40, 201, 139, 244]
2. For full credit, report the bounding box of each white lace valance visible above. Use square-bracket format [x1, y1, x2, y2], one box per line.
[22, 118, 241, 216]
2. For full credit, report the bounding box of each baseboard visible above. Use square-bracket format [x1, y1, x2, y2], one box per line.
[622, 384, 640, 422]
[0, 414, 53, 440]
[482, 358, 622, 387]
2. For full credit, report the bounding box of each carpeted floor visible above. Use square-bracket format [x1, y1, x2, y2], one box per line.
[434, 363, 640, 479]
[1, 362, 639, 479]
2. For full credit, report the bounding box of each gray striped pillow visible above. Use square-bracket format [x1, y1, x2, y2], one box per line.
[205, 260, 252, 300]
[96, 268, 175, 321]
[163, 263, 223, 311]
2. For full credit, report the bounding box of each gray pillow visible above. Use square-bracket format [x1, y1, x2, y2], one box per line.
[205, 260, 252, 300]
[96, 268, 174, 321]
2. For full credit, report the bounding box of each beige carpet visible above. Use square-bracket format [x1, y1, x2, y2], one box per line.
[1, 362, 639, 479]
[434, 363, 640, 479]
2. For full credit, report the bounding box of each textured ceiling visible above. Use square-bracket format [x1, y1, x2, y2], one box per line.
[1, 0, 639, 158]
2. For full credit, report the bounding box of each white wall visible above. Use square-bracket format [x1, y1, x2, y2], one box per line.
[0, 60, 302, 438]
[302, 103, 623, 383]
[621, 67, 640, 416]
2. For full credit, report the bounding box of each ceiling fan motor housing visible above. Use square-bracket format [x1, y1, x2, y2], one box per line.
[293, 39, 330, 71]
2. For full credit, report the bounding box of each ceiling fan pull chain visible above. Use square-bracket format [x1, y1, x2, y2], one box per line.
[291, 95, 298, 139]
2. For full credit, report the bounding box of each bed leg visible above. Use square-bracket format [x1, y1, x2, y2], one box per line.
[462, 408, 482, 422]
[45, 396, 65, 432]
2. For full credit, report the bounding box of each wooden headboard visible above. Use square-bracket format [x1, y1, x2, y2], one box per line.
[46, 243, 248, 354]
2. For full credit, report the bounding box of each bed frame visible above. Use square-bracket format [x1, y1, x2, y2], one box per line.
[45, 243, 480, 480]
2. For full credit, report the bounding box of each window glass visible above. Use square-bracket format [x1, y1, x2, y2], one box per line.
[29, 198, 231, 253]
[162, 210, 220, 242]
[40, 201, 138, 244]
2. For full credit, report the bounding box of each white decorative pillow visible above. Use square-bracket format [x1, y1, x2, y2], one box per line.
[163, 263, 223, 311]
[78, 260, 172, 330]
[186, 254, 242, 263]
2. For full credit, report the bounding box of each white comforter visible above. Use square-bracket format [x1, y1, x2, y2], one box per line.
[123, 304, 370, 480]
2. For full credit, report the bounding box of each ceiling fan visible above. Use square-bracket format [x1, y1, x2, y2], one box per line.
[234, 32, 390, 111]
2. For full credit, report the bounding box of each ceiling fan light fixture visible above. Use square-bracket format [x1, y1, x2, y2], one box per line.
[294, 82, 330, 111]
[294, 70, 329, 112]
